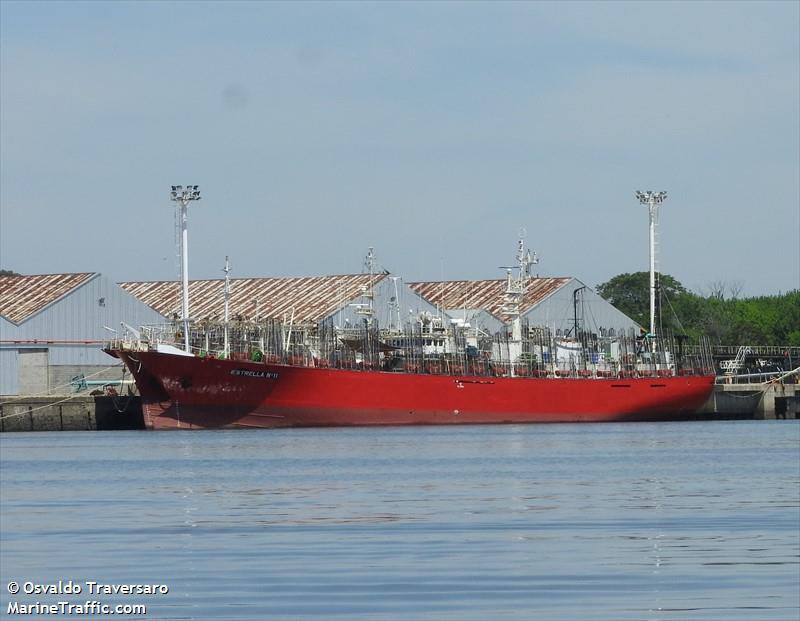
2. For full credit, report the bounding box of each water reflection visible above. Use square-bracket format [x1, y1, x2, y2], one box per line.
[1, 422, 798, 621]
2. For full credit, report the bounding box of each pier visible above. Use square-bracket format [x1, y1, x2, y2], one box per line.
[704, 382, 799, 419]
[685, 344, 800, 372]
[701, 361, 800, 419]
[0, 395, 144, 432]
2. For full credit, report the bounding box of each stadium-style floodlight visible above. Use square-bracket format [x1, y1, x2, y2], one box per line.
[222, 255, 231, 358]
[635, 190, 667, 341]
[170, 185, 201, 353]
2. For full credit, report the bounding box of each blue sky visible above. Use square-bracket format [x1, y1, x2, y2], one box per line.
[1, 0, 798, 297]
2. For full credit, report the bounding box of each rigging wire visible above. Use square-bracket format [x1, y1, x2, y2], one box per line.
[0, 364, 126, 405]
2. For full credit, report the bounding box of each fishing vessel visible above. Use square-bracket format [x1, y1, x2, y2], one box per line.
[105, 186, 715, 429]
[107, 341, 715, 429]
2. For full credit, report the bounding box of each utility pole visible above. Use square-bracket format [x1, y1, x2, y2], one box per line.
[635, 190, 667, 341]
[223, 255, 231, 358]
[170, 185, 201, 353]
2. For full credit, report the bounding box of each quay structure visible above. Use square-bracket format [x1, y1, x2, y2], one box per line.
[704, 356, 800, 419]
[0, 395, 143, 432]
[701, 373, 800, 419]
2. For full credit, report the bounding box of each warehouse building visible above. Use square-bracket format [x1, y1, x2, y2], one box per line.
[119, 272, 442, 330]
[119, 271, 639, 340]
[409, 276, 641, 338]
[0, 273, 166, 396]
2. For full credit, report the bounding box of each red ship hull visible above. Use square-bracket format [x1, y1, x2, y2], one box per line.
[109, 350, 715, 430]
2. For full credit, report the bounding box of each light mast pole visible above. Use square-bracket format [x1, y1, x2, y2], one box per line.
[635, 190, 667, 340]
[223, 255, 231, 358]
[170, 185, 201, 353]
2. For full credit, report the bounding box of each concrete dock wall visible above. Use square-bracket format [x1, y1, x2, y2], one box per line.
[0, 396, 144, 432]
[756, 382, 799, 419]
[700, 382, 799, 419]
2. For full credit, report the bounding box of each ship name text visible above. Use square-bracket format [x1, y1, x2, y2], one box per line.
[231, 369, 279, 379]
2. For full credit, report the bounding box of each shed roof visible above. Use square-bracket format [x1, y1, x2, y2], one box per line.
[0, 273, 97, 324]
[120, 273, 388, 323]
[408, 277, 572, 321]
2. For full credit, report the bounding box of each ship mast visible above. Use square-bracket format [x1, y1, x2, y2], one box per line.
[500, 236, 538, 375]
[635, 190, 667, 344]
[170, 185, 201, 353]
[355, 247, 377, 325]
[389, 276, 402, 333]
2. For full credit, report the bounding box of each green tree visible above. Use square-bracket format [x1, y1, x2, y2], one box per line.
[595, 272, 687, 329]
[0, 269, 21, 277]
[597, 271, 799, 346]
[776, 291, 800, 345]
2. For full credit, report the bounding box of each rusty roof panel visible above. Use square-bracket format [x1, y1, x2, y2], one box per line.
[120, 273, 387, 323]
[0, 273, 97, 324]
[408, 277, 571, 321]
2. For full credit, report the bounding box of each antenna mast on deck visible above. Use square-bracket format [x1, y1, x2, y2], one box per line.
[355, 247, 377, 324]
[170, 185, 201, 353]
[388, 276, 402, 333]
[500, 237, 538, 337]
[496, 236, 538, 377]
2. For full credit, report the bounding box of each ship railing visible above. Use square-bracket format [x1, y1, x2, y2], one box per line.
[245, 339, 714, 378]
[111, 320, 717, 379]
[106, 323, 193, 354]
[105, 336, 150, 353]
[297, 351, 713, 380]
[715, 370, 788, 385]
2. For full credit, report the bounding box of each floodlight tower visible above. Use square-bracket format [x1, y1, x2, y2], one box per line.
[170, 185, 201, 353]
[223, 255, 231, 358]
[635, 190, 667, 340]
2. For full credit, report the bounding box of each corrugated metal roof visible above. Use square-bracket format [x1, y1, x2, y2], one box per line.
[408, 277, 572, 321]
[0, 273, 97, 324]
[120, 273, 388, 323]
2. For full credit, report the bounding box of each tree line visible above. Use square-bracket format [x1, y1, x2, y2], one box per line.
[596, 272, 800, 346]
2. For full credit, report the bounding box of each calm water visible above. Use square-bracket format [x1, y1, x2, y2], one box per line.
[1, 422, 798, 621]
